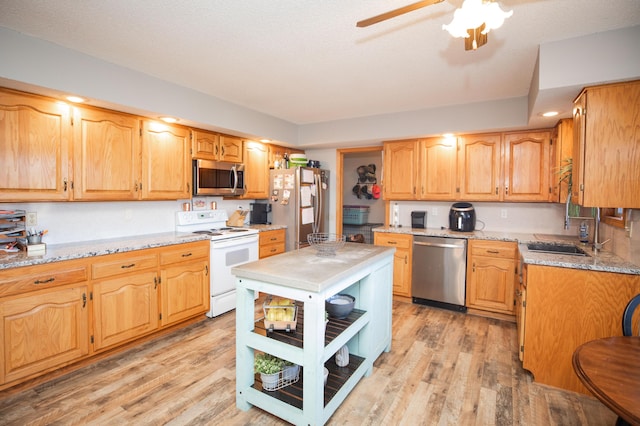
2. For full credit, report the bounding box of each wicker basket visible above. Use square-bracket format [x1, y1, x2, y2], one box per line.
[263, 297, 298, 332]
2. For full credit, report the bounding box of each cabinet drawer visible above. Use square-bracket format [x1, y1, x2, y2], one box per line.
[259, 229, 285, 245]
[374, 233, 412, 250]
[92, 252, 158, 279]
[259, 243, 285, 258]
[0, 259, 89, 297]
[159, 241, 210, 265]
[470, 240, 516, 258]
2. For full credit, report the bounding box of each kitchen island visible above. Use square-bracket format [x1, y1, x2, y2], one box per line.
[233, 243, 394, 425]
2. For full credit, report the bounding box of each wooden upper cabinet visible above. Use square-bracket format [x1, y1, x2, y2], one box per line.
[383, 140, 417, 200]
[549, 119, 573, 203]
[503, 131, 550, 201]
[572, 80, 640, 208]
[242, 140, 269, 199]
[140, 120, 191, 200]
[192, 129, 219, 160]
[418, 137, 457, 200]
[458, 133, 502, 201]
[0, 89, 72, 201]
[219, 135, 243, 163]
[73, 107, 141, 200]
[193, 131, 243, 163]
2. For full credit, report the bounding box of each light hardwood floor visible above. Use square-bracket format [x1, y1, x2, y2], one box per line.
[0, 298, 616, 425]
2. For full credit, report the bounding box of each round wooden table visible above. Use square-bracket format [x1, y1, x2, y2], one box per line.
[572, 336, 640, 426]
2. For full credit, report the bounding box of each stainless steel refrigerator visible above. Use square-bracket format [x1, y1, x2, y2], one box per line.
[269, 167, 330, 251]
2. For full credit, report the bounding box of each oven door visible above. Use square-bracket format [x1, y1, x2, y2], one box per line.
[208, 234, 258, 317]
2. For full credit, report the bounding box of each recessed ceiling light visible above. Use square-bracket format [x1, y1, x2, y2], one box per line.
[66, 95, 85, 103]
[542, 111, 559, 117]
[260, 138, 271, 143]
[160, 116, 178, 123]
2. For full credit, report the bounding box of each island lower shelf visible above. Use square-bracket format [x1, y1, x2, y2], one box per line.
[253, 303, 367, 408]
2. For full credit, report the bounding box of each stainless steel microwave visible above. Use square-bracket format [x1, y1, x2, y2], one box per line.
[192, 159, 245, 196]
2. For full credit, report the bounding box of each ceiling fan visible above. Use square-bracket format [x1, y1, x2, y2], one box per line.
[356, 0, 513, 51]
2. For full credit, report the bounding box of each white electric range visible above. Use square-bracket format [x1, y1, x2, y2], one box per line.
[175, 209, 259, 317]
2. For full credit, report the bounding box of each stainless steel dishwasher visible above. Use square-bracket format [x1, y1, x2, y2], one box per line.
[412, 236, 467, 312]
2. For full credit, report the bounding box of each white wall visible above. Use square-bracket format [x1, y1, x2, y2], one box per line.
[2, 197, 253, 245]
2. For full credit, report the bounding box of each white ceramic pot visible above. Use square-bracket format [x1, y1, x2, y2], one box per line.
[335, 345, 349, 367]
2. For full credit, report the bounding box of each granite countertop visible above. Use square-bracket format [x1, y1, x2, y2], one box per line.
[232, 243, 395, 293]
[373, 226, 640, 275]
[0, 232, 211, 270]
[0, 227, 287, 270]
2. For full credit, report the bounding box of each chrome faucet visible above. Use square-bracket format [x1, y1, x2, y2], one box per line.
[593, 207, 611, 253]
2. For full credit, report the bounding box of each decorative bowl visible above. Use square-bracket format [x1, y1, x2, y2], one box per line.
[325, 294, 355, 319]
[307, 233, 346, 256]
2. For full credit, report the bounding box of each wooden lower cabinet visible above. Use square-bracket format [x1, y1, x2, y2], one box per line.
[466, 240, 517, 315]
[374, 232, 412, 297]
[0, 286, 89, 385]
[92, 272, 159, 351]
[522, 265, 640, 394]
[159, 242, 210, 326]
[259, 229, 285, 259]
[0, 240, 210, 390]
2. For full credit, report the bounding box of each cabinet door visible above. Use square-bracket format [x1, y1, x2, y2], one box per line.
[549, 119, 573, 203]
[219, 135, 243, 163]
[242, 140, 269, 199]
[93, 272, 159, 351]
[516, 264, 526, 362]
[192, 129, 219, 160]
[160, 260, 209, 326]
[382, 140, 417, 200]
[576, 82, 640, 208]
[0, 286, 89, 385]
[73, 107, 141, 200]
[418, 137, 457, 200]
[374, 233, 412, 297]
[467, 256, 515, 314]
[0, 89, 72, 201]
[140, 120, 191, 199]
[458, 133, 502, 201]
[503, 131, 550, 201]
[572, 93, 586, 205]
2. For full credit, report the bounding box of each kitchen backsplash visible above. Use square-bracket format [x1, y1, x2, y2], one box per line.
[1, 198, 253, 245]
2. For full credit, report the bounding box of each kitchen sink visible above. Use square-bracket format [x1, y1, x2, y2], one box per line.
[526, 242, 589, 256]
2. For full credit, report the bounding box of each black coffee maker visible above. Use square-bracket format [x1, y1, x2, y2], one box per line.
[250, 203, 271, 224]
[449, 202, 476, 232]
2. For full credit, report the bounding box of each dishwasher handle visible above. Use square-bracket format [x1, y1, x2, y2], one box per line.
[413, 241, 465, 249]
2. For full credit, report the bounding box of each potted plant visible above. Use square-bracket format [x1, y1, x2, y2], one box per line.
[254, 352, 284, 391]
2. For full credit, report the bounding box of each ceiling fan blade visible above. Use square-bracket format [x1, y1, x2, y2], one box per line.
[356, 0, 445, 28]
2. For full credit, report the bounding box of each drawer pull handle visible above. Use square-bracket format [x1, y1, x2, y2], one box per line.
[270, 248, 277, 252]
[270, 237, 277, 241]
[34, 277, 55, 284]
[487, 250, 500, 254]
[388, 241, 397, 245]
[121, 263, 136, 269]
[181, 252, 193, 257]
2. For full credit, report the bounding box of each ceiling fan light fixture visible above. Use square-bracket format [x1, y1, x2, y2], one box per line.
[442, 0, 513, 46]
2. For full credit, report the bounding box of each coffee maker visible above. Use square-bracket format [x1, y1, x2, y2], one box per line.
[250, 203, 271, 224]
[449, 202, 476, 232]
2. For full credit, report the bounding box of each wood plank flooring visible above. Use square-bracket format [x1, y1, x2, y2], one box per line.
[0, 298, 616, 425]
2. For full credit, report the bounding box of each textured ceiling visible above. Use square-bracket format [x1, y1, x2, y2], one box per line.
[1, 0, 639, 126]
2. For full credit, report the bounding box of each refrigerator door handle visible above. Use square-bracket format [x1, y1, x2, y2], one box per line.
[313, 173, 322, 234]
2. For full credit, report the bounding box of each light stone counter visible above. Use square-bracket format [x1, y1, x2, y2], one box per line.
[373, 226, 640, 275]
[0, 232, 210, 270]
[232, 242, 394, 293]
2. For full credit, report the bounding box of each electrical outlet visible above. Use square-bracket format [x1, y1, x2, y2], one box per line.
[500, 209, 507, 219]
[432, 207, 438, 216]
[26, 212, 37, 226]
